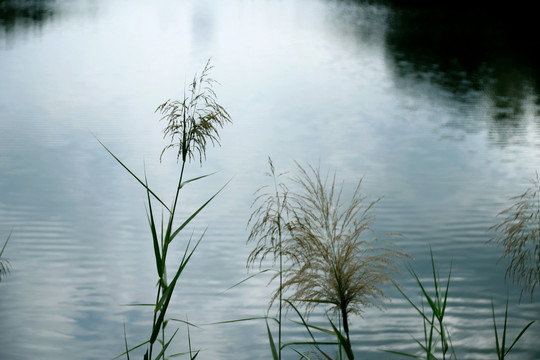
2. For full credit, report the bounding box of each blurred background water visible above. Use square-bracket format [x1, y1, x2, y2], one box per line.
[0, 0, 539, 359]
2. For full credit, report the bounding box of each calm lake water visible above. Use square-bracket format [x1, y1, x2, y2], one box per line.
[1, 0, 539, 359]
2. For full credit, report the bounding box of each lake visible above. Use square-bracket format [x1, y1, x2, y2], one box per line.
[0, 0, 539, 359]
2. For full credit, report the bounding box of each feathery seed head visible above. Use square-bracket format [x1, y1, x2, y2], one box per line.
[156, 59, 231, 165]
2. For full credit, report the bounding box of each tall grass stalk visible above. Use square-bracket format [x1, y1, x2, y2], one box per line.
[247, 157, 290, 360]
[105, 60, 230, 359]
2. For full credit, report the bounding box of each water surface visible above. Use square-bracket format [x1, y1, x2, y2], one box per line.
[1, 0, 539, 359]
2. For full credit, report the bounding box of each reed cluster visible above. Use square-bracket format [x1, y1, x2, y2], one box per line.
[97, 60, 536, 359]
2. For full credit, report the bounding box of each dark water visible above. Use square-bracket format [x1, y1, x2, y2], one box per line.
[0, 0, 539, 359]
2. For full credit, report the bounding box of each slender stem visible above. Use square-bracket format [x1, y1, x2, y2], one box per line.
[278, 234, 282, 360]
[151, 157, 186, 359]
[441, 321, 446, 360]
[274, 176, 283, 360]
[340, 304, 350, 345]
[148, 285, 162, 359]
[173, 159, 187, 216]
[162, 321, 165, 358]
[163, 159, 186, 262]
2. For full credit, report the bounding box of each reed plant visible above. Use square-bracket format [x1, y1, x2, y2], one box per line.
[281, 163, 408, 345]
[247, 160, 408, 359]
[103, 59, 230, 360]
[489, 172, 540, 299]
[0, 231, 12, 282]
[247, 157, 290, 360]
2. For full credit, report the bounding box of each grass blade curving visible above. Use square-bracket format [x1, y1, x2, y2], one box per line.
[266, 319, 280, 360]
[491, 298, 536, 359]
[328, 318, 354, 360]
[168, 181, 229, 245]
[95, 137, 170, 212]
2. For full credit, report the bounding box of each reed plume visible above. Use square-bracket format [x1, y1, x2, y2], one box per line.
[283, 163, 407, 341]
[248, 161, 408, 347]
[489, 172, 540, 299]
